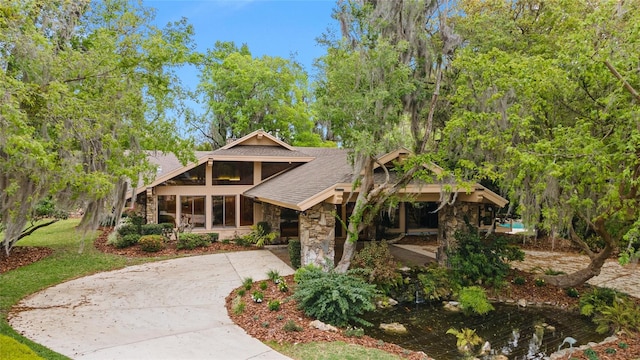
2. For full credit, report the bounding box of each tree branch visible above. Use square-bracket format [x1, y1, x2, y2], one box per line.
[604, 60, 640, 103]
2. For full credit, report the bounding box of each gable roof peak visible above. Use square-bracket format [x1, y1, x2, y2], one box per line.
[221, 129, 294, 151]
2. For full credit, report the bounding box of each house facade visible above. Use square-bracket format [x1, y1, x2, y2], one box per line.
[128, 130, 508, 267]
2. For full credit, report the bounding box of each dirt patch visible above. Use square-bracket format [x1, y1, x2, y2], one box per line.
[1, 246, 54, 274]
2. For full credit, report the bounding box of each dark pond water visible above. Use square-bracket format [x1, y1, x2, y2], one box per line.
[362, 302, 607, 360]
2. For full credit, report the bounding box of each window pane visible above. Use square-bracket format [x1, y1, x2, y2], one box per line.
[406, 202, 438, 229]
[212, 195, 236, 227]
[261, 162, 301, 180]
[161, 163, 206, 186]
[181, 196, 205, 228]
[213, 162, 254, 185]
[158, 195, 177, 225]
[240, 196, 254, 226]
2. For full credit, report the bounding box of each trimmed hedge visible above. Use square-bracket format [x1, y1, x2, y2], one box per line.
[115, 233, 140, 248]
[138, 235, 165, 252]
[177, 233, 211, 250]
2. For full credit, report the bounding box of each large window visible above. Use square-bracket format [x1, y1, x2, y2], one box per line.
[212, 162, 253, 185]
[212, 195, 236, 227]
[161, 163, 206, 186]
[240, 195, 254, 226]
[406, 202, 438, 229]
[181, 196, 206, 228]
[158, 195, 177, 225]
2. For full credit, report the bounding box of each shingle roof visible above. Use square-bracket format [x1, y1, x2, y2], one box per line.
[244, 147, 354, 209]
[211, 145, 313, 158]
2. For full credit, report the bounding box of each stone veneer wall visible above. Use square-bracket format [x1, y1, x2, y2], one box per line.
[262, 203, 281, 235]
[299, 203, 335, 270]
[437, 201, 480, 265]
[145, 188, 155, 224]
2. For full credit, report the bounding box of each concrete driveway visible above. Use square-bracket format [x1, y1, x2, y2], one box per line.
[10, 250, 295, 360]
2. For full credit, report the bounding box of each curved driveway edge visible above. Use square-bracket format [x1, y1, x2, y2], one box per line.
[10, 250, 295, 360]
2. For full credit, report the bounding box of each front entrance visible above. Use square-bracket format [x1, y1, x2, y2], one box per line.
[280, 208, 299, 238]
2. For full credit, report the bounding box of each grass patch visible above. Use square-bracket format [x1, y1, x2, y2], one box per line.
[0, 219, 151, 359]
[0, 334, 44, 359]
[267, 341, 403, 360]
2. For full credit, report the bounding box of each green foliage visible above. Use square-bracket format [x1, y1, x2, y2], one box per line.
[446, 327, 483, 356]
[278, 280, 289, 293]
[566, 288, 580, 298]
[208, 233, 219, 242]
[0, 334, 44, 360]
[176, 233, 211, 250]
[512, 276, 526, 285]
[233, 236, 252, 247]
[288, 238, 302, 269]
[138, 235, 165, 253]
[292, 267, 379, 327]
[267, 269, 281, 282]
[117, 224, 139, 237]
[418, 264, 458, 301]
[457, 286, 494, 316]
[593, 297, 640, 335]
[233, 300, 246, 315]
[535, 278, 546, 287]
[260, 281, 268, 290]
[283, 320, 303, 332]
[141, 224, 165, 236]
[580, 287, 623, 317]
[242, 277, 254, 290]
[244, 222, 278, 248]
[351, 241, 401, 293]
[268, 300, 281, 311]
[583, 348, 599, 360]
[237, 289, 246, 297]
[448, 224, 524, 287]
[115, 234, 141, 249]
[251, 291, 264, 303]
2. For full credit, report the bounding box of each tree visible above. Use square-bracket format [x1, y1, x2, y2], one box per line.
[443, 0, 640, 287]
[196, 41, 329, 149]
[315, 0, 459, 272]
[0, 0, 196, 255]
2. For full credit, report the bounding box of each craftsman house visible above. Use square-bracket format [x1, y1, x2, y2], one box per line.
[128, 130, 507, 266]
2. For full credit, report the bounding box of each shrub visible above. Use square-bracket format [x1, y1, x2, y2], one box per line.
[457, 286, 494, 315]
[579, 287, 622, 317]
[283, 320, 303, 332]
[251, 291, 264, 303]
[117, 224, 139, 237]
[593, 297, 640, 335]
[138, 235, 165, 252]
[237, 289, 246, 297]
[535, 278, 546, 287]
[141, 224, 165, 236]
[292, 266, 378, 327]
[177, 233, 211, 250]
[352, 241, 401, 292]
[512, 276, 526, 285]
[260, 281, 268, 290]
[115, 233, 141, 248]
[268, 300, 281, 311]
[233, 236, 252, 247]
[566, 287, 580, 298]
[288, 238, 301, 269]
[278, 280, 289, 292]
[208, 233, 219, 242]
[418, 263, 458, 301]
[267, 269, 281, 282]
[448, 222, 524, 287]
[242, 277, 254, 290]
[245, 221, 278, 247]
[233, 300, 246, 315]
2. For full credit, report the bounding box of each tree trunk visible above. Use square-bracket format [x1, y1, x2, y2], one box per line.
[541, 217, 615, 288]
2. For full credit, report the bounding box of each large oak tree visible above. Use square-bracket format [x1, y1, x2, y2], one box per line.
[0, 0, 196, 254]
[443, 0, 640, 286]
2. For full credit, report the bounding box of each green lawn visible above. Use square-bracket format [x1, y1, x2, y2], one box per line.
[0, 219, 403, 360]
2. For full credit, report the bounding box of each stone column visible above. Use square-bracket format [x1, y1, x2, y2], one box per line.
[262, 203, 281, 234]
[437, 201, 480, 265]
[145, 188, 155, 224]
[299, 203, 335, 270]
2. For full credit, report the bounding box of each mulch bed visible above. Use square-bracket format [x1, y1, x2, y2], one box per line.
[1, 246, 54, 273]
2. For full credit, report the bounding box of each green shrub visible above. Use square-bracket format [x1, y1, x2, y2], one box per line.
[243, 277, 254, 290]
[352, 241, 401, 292]
[251, 291, 264, 303]
[418, 263, 458, 301]
[512, 276, 526, 285]
[138, 235, 165, 252]
[260, 281, 268, 290]
[233, 236, 252, 247]
[208, 233, 219, 242]
[593, 297, 640, 335]
[457, 286, 494, 315]
[448, 223, 524, 287]
[535, 278, 546, 287]
[177, 233, 211, 250]
[283, 320, 303, 332]
[566, 287, 580, 298]
[579, 287, 623, 317]
[237, 289, 246, 297]
[141, 224, 165, 235]
[292, 266, 378, 327]
[115, 233, 141, 248]
[244, 221, 278, 247]
[268, 299, 281, 311]
[233, 300, 246, 315]
[278, 280, 289, 292]
[267, 269, 281, 282]
[288, 238, 302, 269]
[117, 224, 139, 237]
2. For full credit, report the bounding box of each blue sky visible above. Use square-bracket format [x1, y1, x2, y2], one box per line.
[146, 0, 338, 96]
